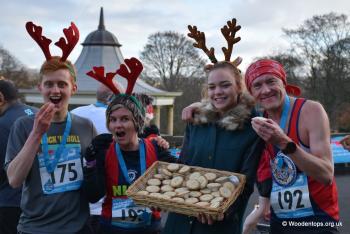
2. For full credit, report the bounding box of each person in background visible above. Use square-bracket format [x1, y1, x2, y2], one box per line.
[72, 82, 124, 134]
[5, 21, 97, 234]
[242, 143, 272, 234]
[133, 93, 160, 140]
[162, 18, 264, 234]
[0, 79, 37, 234]
[242, 197, 270, 234]
[340, 135, 350, 151]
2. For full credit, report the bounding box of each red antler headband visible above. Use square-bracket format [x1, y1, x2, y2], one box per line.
[25, 21, 79, 61]
[86, 57, 143, 95]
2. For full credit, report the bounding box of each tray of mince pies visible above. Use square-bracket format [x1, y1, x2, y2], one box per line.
[126, 161, 246, 217]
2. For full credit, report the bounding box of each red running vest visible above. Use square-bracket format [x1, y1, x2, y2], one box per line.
[257, 98, 339, 221]
[101, 139, 159, 219]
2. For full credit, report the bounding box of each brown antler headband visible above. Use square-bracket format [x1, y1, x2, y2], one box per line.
[26, 21, 79, 61]
[187, 25, 217, 64]
[188, 18, 241, 66]
[86, 57, 143, 95]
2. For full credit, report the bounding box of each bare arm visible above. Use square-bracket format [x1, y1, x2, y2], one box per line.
[243, 197, 270, 234]
[294, 101, 334, 184]
[181, 102, 201, 121]
[7, 103, 56, 188]
[251, 101, 333, 185]
[153, 136, 170, 150]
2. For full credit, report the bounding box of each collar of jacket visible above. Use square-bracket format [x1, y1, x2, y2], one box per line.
[193, 92, 255, 131]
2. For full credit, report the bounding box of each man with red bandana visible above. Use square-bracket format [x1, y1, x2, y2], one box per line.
[245, 59, 340, 234]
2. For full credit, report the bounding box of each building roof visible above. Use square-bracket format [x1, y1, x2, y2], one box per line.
[21, 7, 181, 106]
[81, 8, 121, 47]
[74, 7, 175, 96]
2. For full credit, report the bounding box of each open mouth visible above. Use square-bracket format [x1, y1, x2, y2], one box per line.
[49, 96, 62, 105]
[116, 131, 126, 138]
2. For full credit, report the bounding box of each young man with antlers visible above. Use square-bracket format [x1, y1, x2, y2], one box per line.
[83, 57, 175, 234]
[162, 19, 264, 234]
[5, 22, 97, 234]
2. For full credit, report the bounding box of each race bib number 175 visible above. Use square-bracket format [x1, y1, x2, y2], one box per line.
[38, 145, 83, 195]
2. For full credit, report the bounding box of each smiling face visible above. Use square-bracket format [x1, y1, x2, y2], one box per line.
[207, 67, 242, 113]
[38, 69, 77, 119]
[250, 74, 286, 111]
[108, 107, 139, 150]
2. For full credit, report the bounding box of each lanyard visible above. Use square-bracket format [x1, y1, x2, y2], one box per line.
[274, 95, 291, 169]
[41, 112, 72, 173]
[94, 102, 108, 108]
[279, 95, 290, 131]
[115, 139, 146, 185]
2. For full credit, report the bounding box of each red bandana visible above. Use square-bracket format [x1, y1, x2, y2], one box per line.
[245, 59, 301, 96]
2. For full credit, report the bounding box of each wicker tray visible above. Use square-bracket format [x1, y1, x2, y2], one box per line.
[127, 161, 246, 217]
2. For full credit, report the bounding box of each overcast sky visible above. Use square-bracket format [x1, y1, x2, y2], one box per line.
[1, 0, 349, 71]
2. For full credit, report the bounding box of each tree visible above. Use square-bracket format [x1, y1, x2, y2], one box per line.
[0, 45, 38, 88]
[282, 13, 350, 129]
[140, 31, 208, 135]
[160, 77, 206, 135]
[140, 31, 207, 91]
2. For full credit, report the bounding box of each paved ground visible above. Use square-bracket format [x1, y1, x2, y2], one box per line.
[244, 165, 350, 233]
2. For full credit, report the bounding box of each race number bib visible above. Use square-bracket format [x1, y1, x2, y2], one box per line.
[111, 198, 152, 229]
[271, 172, 314, 218]
[38, 144, 83, 194]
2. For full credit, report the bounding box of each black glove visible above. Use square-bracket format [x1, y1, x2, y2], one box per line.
[85, 133, 113, 162]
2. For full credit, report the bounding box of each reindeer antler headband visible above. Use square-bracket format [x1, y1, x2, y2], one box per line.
[187, 18, 242, 68]
[86, 57, 144, 112]
[26, 21, 79, 62]
[87, 58, 145, 134]
[86, 57, 143, 96]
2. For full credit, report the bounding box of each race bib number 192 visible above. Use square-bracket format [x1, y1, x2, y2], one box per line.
[271, 172, 314, 218]
[111, 198, 152, 228]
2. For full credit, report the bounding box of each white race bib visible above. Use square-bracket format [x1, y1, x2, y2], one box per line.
[271, 172, 314, 218]
[111, 198, 152, 228]
[38, 144, 83, 194]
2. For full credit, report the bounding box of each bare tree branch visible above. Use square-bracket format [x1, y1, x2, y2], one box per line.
[140, 31, 207, 91]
